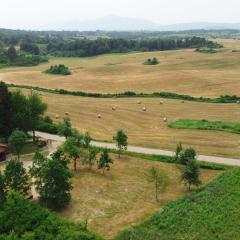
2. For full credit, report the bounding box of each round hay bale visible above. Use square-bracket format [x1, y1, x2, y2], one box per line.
[237, 100, 240, 104]
[112, 106, 116, 111]
[55, 114, 59, 119]
[137, 101, 142, 104]
[160, 101, 163, 105]
[65, 112, 70, 115]
[163, 117, 167, 122]
[98, 114, 101, 119]
[181, 100, 185, 103]
[142, 107, 147, 112]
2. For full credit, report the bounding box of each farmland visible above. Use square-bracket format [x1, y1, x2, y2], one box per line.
[1, 39, 240, 97]
[59, 153, 221, 239]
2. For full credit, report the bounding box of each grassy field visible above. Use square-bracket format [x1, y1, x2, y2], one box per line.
[114, 167, 240, 240]
[1, 39, 240, 97]
[19, 89, 240, 159]
[169, 119, 240, 135]
[59, 153, 221, 239]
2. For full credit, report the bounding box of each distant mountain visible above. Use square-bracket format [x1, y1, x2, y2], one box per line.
[36, 15, 240, 31]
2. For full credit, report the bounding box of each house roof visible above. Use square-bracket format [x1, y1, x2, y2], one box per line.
[0, 144, 8, 153]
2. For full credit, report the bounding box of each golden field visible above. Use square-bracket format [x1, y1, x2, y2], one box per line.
[1, 39, 240, 97]
[59, 154, 221, 239]
[28, 90, 240, 159]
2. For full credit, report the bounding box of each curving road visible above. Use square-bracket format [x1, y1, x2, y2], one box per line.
[35, 131, 240, 167]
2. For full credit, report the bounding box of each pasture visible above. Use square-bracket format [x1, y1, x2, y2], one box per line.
[16, 88, 240, 159]
[1, 39, 240, 97]
[59, 153, 221, 239]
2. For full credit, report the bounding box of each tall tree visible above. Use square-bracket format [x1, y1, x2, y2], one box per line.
[98, 149, 113, 174]
[83, 132, 92, 148]
[181, 158, 201, 191]
[4, 159, 30, 196]
[179, 147, 197, 165]
[83, 148, 98, 170]
[58, 117, 73, 139]
[0, 82, 12, 141]
[113, 129, 128, 158]
[63, 137, 81, 171]
[27, 92, 47, 142]
[148, 166, 169, 202]
[37, 151, 73, 210]
[175, 142, 183, 161]
[8, 130, 27, 160]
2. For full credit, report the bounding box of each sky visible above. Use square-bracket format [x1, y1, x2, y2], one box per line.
[0, 0, 240, 29]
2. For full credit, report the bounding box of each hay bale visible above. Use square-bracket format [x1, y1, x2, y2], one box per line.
[163, 117, 167, 122]
[237, 100, 240, 104]
[65, 112, 70, 115]
[112, 106, 116, 111]
[137, 101, 142, 104]
[55, 114, 59, 119]
[142, 107, 147, 111]
[181, 100, 185, 103]
[98, 114, 101, 119]
[160, 101, 163, 105]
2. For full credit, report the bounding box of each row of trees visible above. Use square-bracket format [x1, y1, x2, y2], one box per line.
[46, 37, 220, 57]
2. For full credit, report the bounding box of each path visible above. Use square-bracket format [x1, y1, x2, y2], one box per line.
[35, 131, 240, 166]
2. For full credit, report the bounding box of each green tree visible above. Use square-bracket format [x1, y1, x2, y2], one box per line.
[98, 149, 113, 174]
[11, 91, 30, 132]
[83, 148, 98, 170]
[0, 82, 13, 141]
[0, 172, 6, 205]
[181, 158, 201, 191]
[4, 159, 30, 196]
[7, 46, 17, 61]
[175, 142, 183, 161]
[148, 166, 169, 202]
[27, 92, 47, 142]
[113, 129, 128, 158]
[58, 117, 73, 138]
[29, 152, 48, 192]
[37, 151, 73, 210]
[63, 137, 81, 171]
[179, 147, 197, 165]
[83, 132, 92, 148]
[8, 130, 27, 160]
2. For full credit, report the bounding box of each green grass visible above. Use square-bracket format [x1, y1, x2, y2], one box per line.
[169, 119, 240, 135]
[114, 167, 240, 240]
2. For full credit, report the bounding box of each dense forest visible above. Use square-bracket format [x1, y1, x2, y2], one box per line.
[0, 28, 224, 65]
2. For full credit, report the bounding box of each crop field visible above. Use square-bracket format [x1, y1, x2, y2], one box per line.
[1, 39, 240, 97]
[59, 153, 221, 239]
[14, 88, 239, 159]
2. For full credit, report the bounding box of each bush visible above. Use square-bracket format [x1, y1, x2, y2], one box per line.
[44, 64, 71, 75]
[143, 57, 159, 65]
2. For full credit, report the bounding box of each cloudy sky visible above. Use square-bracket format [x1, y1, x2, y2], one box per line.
[0, 0, 239, 29]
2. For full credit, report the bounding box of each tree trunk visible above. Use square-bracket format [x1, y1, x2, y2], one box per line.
[188, 183, 191, 191]
[33, 130, 36, 142]
[74, 159, 77, 171]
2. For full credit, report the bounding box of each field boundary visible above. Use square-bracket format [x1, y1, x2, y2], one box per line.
[7, 82, 240, 103]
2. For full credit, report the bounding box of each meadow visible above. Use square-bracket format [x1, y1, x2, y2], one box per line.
[59, 153, 221, 239]
[115, 167, 240, 240]
[1, 39, 240, 97]
[24, 90, 240, 159]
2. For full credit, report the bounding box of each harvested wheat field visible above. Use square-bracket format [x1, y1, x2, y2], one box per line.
[24, 90, 240, 159]
[59, 153, 221, 239]
[1, 39, 240, 97]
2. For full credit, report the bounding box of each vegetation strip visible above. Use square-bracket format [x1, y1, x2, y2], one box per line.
[169, 119, 240, 135]
[7, 83, 240, 103]
[114, 167, 240, 240]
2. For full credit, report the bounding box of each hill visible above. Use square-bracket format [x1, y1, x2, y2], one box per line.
[115, 167, 240, 240]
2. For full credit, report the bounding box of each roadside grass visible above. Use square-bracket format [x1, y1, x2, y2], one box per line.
[169, 119, 240, 135]
[114, 167, 240, 240]
[59, 153, 221, 239]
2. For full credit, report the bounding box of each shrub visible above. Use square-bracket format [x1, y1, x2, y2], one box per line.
[44, 64, 71, 75]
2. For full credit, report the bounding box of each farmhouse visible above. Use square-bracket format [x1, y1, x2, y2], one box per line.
[0, 144, 8, 162]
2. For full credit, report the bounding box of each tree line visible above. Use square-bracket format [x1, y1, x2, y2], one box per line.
[46, 37, 221, 57]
